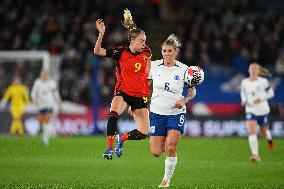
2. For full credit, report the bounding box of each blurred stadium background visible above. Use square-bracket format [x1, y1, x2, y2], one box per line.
[0, 0, 283, 137]
[0, 0, 284, 188]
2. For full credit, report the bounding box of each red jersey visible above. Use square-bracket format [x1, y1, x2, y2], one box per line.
[113, 67, 121, 95]
[106, 45, 152, 97]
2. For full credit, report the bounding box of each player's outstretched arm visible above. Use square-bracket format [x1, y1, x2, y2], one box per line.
[94, 19, 106, 56]
[175, 87, 196, 109]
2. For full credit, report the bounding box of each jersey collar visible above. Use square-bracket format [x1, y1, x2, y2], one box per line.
[158, 60, 180, 67]
[126, 46, 143, 56]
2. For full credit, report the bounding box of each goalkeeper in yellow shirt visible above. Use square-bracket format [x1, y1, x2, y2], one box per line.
[0, 77, 30, 136]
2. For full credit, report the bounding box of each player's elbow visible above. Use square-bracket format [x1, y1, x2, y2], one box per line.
[93, 48, 104, 56]
[93, 48, 99, 55]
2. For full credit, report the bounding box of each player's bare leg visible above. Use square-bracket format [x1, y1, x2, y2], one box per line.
[159, 130, 180, 187]
[42, 112, 52, 146]
[247, 121, 261, 162]
[260, 126, 274, 150]
[103, 96, 127, 160]
[115, 108, 149, 157]
[150, 136, 166, 157]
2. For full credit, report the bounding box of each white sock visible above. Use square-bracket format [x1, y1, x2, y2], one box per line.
[266, 130, 272, 141]
[42, 123, 49, 146]
[248, 134, 259, 155]
[49, 122, 57, 137]
[163, 156, 177, 180]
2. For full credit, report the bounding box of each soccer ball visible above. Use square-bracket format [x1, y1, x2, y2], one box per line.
[185, 66, 204, 86]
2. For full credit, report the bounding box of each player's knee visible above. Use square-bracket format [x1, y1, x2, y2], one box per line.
[166, 144, 177, 155]
[42, 114, 51, 123]
[46, 113, 52, 121]
[152, 153, 161, 157]
[259, 131, 265, 137]
[259, 127, 266, 136]
[151, 149, 163, 157]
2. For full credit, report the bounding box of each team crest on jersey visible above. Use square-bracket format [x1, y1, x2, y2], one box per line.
[174, 75, 180, 81]
[142, 56, 149, 61]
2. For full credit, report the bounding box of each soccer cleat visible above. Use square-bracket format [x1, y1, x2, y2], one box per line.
[250, 155, 261, 163]
[158, 179, 170, 188]
[115, 134, 124, 157]
[268, 140, 274, 150]
[103, 147, 113, 160]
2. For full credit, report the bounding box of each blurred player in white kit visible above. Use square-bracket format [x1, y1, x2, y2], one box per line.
[31, 70, 61, 146]
[240, 63, 274, 162]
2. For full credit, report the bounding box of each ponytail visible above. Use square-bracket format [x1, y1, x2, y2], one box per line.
[250, 63, 272, 77]
[259, 65, 272, 77]
[122, 8, 144, 41]
[122, 8, 137, 32]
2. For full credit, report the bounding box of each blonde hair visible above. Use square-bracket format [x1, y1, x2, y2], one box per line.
[162, 34, 181, 51]
[122, 8, 144, 41]
[259, 65, 272, 77]
[122, 9, 137, 31]
[251, 63, 272, 77]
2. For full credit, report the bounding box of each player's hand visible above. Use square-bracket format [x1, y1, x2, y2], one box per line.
[175, 99, 186, 109]
[96, 19, 105, 35]
[254, 98, 262, 104]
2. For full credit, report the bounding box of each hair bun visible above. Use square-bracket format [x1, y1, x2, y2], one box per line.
[167, 34, 181, 48]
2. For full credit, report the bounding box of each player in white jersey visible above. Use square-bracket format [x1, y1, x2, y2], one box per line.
[31, 70, 61, 146]
[148, 35, 197, 188]
[240, 63, 274, 162]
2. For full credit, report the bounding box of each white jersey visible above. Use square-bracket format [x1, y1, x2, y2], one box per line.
[240, 76, 274, 116]
[31, 79, 61, 112]
[149, 59, 188, 115]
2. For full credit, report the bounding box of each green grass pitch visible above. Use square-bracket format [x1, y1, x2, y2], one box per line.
[0, 135, 283, 188]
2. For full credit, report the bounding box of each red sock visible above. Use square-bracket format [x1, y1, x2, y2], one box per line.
[107, 136, 115, 148]
[120, 133, 129, 142]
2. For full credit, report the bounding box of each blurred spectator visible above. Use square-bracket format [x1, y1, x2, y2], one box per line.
[0, 0, 284, 105]
[233, 48, 250, 75]
[275, 49, 284, 76]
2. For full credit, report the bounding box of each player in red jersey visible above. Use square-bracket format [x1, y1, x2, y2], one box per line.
[94, 9, 152, 160]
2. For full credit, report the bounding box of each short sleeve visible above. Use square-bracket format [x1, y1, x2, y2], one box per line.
[106, 45, 125, 61]
[263, 78, 270, 90]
